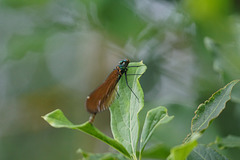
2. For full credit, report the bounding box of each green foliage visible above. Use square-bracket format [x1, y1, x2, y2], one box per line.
[43, 61, 240, 159]
[42, 109, 130, 158]
[43, 61, 172, 159]
[77, 149, 128, 160]
[110, 62, 146, 159]
[140, 107, 174, 154]
[167, 133, 201, 160]
[216, 135, 240, 149]
[189, 80, 239, 137]
[141, 144, 170, 159]
[187, 145, 228, 160]
[2, 0, 240, 159]
[167, 78, 239, 159]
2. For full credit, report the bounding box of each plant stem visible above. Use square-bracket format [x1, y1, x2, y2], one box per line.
[132, 154, 138, 160]
[139, 153, 142, 160]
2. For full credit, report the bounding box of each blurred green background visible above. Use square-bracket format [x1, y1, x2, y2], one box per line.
[0, 0, 240, 159]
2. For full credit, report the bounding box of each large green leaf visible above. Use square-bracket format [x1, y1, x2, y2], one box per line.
[187, 145, 228, 160]
[140, 106, 174, 154]
[110, 61, 147, 159]
[42, 109, 130, 158]
[167, 133, 201, 160]
[191, 80, 239, 134]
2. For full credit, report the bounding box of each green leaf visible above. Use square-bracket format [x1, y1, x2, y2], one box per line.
[191, 80, 239, 134]
[42, 109, 130, 158]
[77, 148, 128, 160]
[110, 61, 147, 158]
[141, 144, 170, 159]
[140, 106, 174, 154]
[187, 145, 228, 160]
[216, 135, 240, 149]
[167, 133, 201, 160]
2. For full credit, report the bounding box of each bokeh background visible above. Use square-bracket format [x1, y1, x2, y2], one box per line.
[0, 0, 240, 159]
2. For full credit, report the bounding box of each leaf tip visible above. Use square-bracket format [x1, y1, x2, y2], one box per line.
[41, 115, 47, 121]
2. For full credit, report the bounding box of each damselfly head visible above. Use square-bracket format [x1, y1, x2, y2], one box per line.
[119, 59, 129, 65]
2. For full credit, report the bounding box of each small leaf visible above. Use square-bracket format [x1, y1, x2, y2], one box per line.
[77, 148, 128, 160]
[216, 135, 240, 149]
[141, 144, 170, 159]
[42, 109, 130, 158]
[191, 80, 239, 134]
[167, 133, 201, 160]
[110, 61, 147, 158]
[187, 145, 228, 160]
[140, 106, 174, 153]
